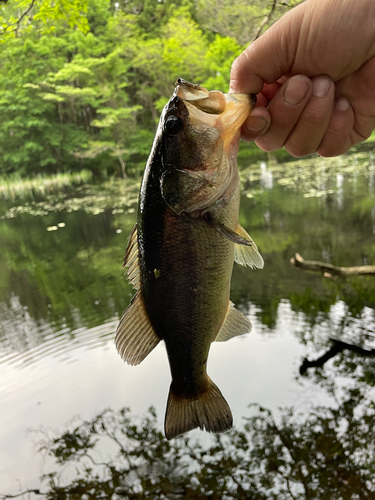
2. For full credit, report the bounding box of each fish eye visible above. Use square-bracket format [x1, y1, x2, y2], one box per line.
[165, 115, 183, 136]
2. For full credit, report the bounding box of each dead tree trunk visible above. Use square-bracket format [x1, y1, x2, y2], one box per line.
[291, 253, 375, 278]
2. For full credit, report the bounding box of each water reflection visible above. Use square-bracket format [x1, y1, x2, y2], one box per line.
[260, 161, 273, 189]
[6, 385, 375, 499]
[1, 156, 375, 496]
[336, 173, 344, 210]
[0, 301, 117, 372]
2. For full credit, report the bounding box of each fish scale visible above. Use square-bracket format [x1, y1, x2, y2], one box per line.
[115, 79, 264, 439]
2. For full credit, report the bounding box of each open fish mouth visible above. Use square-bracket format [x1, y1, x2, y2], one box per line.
[156, 79, 257, 215]
[174, 78, 255, 151]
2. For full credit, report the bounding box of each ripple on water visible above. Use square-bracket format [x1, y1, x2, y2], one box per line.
[0, 317, 118, 399]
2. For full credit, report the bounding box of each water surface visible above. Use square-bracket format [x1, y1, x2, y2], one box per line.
[1, 154, 375, 496]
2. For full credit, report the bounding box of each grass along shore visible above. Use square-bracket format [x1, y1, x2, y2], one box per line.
[0, 170, 93, 200]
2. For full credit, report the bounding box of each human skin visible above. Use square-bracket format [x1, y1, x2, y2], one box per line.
[230, 0, 375, 157]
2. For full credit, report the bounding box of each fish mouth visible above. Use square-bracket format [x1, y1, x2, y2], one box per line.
[174, 78, 255, 150]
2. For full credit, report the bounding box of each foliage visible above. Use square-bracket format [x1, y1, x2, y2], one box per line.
[0, 0, 89, 38]
[0, 0, 296, 178]
[196, 0, 304, 44]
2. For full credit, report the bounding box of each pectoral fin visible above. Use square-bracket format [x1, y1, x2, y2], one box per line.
[203, 212, 250, 245]
[214, 301, 252, 342]
[115, 291, 161, 366]
[203, 214, 264, 269]
[234, 224, 264, 269]
[123, 224, 141, 290]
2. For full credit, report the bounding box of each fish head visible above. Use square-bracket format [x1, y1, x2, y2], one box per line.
[160, 79, 255, 215]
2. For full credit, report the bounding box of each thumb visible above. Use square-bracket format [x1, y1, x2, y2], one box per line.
[230, 8, 303, 94]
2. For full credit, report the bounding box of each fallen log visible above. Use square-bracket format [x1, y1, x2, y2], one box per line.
[290, 253, 375, 277]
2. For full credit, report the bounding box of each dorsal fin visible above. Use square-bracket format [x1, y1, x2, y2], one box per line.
[123, 223, 141, 290]
[214, 301, 252, 342]
[234, 224, 264, 269]
[115, 291, 161, 366]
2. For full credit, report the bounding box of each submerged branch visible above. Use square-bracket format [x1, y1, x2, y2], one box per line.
[300, 339, 375, 375]
[291, 253, 375, 277]
[0, 490, 47, 499]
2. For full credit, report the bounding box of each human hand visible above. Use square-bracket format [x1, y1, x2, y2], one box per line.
[230, 0, 375, 157]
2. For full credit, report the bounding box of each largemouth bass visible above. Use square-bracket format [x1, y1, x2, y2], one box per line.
[116, 79, 263, 440]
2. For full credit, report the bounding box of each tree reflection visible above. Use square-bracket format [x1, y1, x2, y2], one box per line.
[2, 384, 375, 500]
[2, 167, 375, 347]
[2, 160, 375, 499]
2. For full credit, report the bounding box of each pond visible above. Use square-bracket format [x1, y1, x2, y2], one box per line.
[1, 150, 375, 498]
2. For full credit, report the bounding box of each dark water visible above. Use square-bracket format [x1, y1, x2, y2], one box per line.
[1, 157, 375, 497]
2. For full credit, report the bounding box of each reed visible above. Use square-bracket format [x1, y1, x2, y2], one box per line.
[0, 170, 93, 200]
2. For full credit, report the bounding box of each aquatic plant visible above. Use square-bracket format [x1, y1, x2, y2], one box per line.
[0, 178, 139, 219]
[241, 150, 375, 197]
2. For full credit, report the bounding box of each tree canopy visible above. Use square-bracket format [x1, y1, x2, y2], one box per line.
[0, 0, 300, 178]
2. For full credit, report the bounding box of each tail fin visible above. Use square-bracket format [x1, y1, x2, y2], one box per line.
[164, 378, 233, 440]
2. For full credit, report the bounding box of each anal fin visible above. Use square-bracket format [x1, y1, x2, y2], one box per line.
[115, 291, 161, 366]
[214, 301, 252, 342]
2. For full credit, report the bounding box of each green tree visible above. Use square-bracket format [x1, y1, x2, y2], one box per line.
[196, 0, 304, 44]
[0, 0, 305, 178]
[0, 0, 89, 38]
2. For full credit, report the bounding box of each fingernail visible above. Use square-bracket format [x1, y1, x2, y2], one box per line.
[283, 76, 310, 105]
[312, 75, 331, 97]
[245, 116, 267, 132]
[335, 97, 350, 112]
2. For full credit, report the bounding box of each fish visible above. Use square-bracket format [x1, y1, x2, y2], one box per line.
[115, 79, 264, 440]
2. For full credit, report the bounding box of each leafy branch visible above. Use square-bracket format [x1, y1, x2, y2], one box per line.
[1, 0, 89, 39]
[0, 0, 36, 37]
